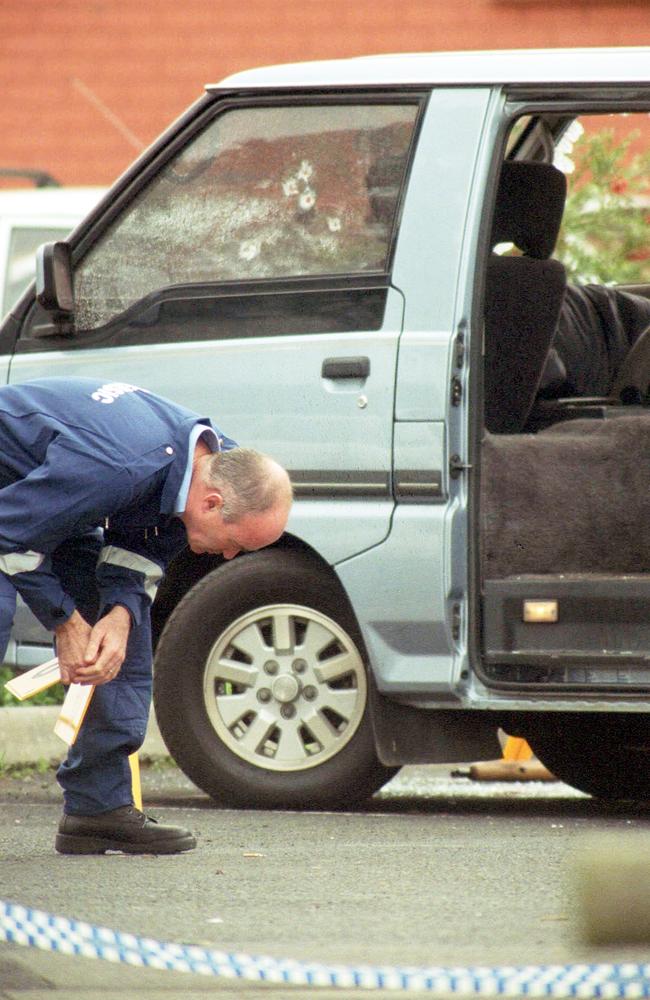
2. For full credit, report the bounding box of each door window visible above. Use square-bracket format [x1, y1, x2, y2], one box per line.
[73, 102, 419, 331]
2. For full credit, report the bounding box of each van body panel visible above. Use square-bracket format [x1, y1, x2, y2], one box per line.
[393, 421, 446, 502]
[392, 89, 491, 340]
[336, 500, 463, 694]
[7, 288, 405, 563]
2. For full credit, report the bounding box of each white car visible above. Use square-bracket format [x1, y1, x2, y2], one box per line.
[0, 183, 105, 319]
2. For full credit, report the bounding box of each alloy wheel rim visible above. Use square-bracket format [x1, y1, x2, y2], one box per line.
[202, 603, 367, 772]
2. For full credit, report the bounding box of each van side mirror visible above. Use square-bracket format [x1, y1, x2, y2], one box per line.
[36, 242, 73, 314]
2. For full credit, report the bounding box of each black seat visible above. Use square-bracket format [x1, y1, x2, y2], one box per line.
[538, 282, 650, 401]
[483, 161, 567, 434]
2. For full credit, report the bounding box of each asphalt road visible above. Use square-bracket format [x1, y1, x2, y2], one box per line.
[2, 762, 650, 999]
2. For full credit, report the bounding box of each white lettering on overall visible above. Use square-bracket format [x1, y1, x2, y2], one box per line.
[91, 382, 146, 405]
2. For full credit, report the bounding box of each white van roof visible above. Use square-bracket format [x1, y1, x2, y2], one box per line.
[212, 47, 650, 90]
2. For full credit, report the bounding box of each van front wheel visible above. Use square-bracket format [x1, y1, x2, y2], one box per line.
[153, 550, 396, 809]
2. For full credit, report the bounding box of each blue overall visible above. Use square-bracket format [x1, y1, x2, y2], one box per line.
[0, 377, 236, 815]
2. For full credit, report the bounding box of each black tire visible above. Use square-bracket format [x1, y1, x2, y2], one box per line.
[526, 713, 650, 800]
[153, 549, 396, 809]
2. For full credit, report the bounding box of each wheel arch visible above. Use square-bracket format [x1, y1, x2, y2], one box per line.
[152, 536, 394, 807]
[151, 531, 363, 652]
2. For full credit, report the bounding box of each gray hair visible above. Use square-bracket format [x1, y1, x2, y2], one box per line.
[203, 447, 292, 523]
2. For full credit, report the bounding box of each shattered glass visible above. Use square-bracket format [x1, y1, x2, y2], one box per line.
[74, 103, 418, 331]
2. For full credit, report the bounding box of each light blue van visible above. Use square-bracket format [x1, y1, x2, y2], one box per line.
[4, 47, 650, 805]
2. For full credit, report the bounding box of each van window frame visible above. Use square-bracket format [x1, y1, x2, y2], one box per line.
[17, 90, 429, 350]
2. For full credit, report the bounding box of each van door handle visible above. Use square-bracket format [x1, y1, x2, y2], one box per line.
[321, 356, 370, 379]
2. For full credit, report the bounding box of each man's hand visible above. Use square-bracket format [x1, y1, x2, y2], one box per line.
[55, 611, 93, 685]
[55, 606, 131, 686]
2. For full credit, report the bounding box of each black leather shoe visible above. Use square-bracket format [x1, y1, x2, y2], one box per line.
[55, 805, 197, 855]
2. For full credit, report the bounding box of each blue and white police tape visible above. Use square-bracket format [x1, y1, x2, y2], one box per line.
[2, 899, 650, 995]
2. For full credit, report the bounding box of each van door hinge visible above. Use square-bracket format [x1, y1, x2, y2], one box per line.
[451, 601, 462, 642]
[451, 377, 462, 406]
[449, 454, 472, 479]
[454, 324, 466, 369]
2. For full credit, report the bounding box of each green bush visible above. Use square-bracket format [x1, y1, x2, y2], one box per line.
[555, 127, 650, 285]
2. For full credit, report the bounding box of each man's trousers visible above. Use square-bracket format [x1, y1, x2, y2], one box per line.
[0, 532, 153, 816]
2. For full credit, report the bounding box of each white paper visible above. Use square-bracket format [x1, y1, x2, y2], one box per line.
[54, 683, 95, 746]
[3, 657, 60, 701]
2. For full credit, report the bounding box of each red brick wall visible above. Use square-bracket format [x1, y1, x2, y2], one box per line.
[2, 0, 649, 186]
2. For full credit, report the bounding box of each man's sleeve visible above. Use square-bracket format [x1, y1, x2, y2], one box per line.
[0, 550, 77, 630]
[96, 522, 187, 626]
[0, 440, 133, 630]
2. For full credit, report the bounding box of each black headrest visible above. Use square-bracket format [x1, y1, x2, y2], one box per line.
[491, 161, 567, 259]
